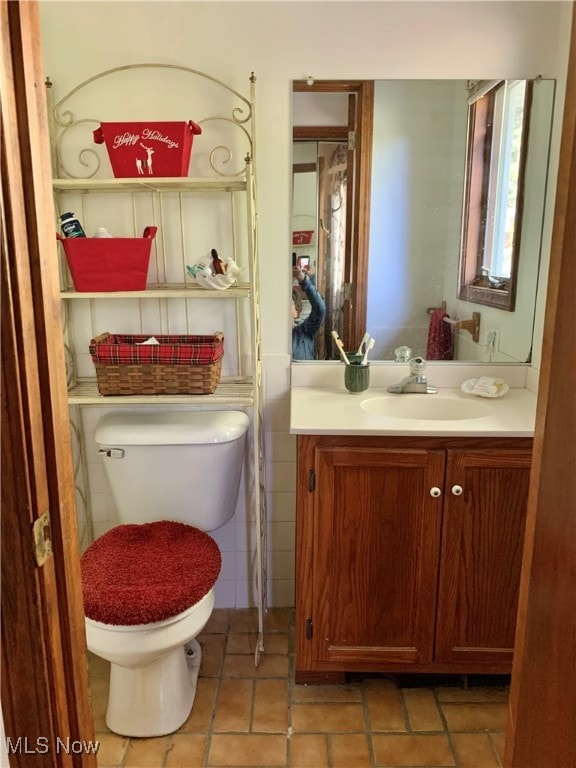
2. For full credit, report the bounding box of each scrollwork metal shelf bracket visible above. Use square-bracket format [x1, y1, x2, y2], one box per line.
[46, 64, 256, 180]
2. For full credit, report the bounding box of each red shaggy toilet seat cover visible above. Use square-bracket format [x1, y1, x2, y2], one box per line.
[80, 521, 221, 626]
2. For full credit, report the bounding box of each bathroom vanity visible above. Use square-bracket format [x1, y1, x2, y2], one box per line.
[291, 384, 535, 684]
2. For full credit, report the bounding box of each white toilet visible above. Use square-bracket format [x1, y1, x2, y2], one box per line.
[80, 410, 249, 737]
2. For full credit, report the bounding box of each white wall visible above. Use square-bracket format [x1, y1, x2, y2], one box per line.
[368, 80, 466, 359]
[39, 0, 573, 607]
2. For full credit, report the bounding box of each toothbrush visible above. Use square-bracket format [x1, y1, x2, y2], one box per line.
[355, 332, 371, 357]
[360, 338, 375, 365]
[331, 330, 351, 365]
[335, 337, 351, 365]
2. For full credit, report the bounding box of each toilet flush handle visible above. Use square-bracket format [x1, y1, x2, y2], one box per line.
[98, 448, 125, 458]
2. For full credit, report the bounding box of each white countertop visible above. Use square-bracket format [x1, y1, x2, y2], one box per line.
[290, 386, 537, 437]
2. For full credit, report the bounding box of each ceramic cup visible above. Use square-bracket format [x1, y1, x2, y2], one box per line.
[344, 362, 370, 394]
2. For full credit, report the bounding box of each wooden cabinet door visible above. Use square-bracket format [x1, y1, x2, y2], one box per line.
[309, 444, 445, 668]
[434, 449, 532, 668]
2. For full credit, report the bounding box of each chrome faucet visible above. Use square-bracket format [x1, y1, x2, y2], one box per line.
[387, 357, 438, 394]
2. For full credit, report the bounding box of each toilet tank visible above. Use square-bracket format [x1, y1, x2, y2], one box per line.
[95, 411, 249, 530]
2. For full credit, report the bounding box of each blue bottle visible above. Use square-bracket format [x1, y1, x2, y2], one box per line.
[60, 212, 86, 238]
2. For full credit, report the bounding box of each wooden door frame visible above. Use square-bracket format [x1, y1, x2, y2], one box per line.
[505, 8, 576, 767]
[1, 2, 96, 765]
[293, 80, 374, 353]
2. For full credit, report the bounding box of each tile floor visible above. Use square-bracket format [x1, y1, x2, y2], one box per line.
[89, 608, 510, 768]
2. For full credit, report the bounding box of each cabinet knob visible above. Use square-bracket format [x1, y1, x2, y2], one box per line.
[451, 485, 463, 496]
[430, 487, 442, 498]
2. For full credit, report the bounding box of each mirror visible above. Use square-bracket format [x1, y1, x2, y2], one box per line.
[292, 79, 556, 363]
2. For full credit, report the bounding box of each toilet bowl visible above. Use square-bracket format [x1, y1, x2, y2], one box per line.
[81, 411, 249, 737]
[85, 593, 213, 737]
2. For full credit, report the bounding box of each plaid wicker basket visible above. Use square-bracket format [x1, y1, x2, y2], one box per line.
[89, 332, 224, 395]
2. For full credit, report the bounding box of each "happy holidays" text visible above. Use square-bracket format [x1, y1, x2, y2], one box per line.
[112, 129, 179, 150]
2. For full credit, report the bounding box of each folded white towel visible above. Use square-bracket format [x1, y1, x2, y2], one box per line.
[137, 336, 160, 346]
[471, 376, 499, 396]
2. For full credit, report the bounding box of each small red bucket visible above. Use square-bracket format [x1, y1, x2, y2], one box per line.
[57, 227, 157, 291]
[93, 121, 202, 178]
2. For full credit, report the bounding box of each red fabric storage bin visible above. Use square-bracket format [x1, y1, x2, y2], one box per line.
[292, 230, 314, 245]
[57, 227, 157, 291]
[93, 121, 202, 178]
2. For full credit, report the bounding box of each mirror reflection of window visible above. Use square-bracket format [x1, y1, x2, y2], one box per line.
[488, 80, 527, 280]
[459, 79, 532, 310]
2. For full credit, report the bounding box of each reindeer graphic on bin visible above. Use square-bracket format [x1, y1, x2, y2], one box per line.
[136, 143, 154, 175]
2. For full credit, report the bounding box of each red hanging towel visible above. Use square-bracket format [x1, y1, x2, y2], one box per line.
[426, 309, 454, 360]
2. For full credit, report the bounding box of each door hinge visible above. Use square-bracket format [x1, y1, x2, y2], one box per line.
[307, 469, 316, 492]
[343, 282, 353, 301]
[33, 510, 53, 567]
[348, 130, 357, 150]
[305, 617, 314, 640]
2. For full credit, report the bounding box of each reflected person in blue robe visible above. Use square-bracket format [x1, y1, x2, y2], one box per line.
[292, 265, 326, 361]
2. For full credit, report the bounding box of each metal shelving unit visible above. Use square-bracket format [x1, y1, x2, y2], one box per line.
[47, 65, 267, 663]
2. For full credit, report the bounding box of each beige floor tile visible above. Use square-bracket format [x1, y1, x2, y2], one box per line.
[252, 679, 289, 732]
[402, 689, 444, 732]
[90, 676, 111, 732]
[490, 732, 506, 762]
[264, 632, 290, 656]
[203, 609, 230, 634]
[208, 734, 287, 766]
[264, 608, 293, 632]
[94, 732, 128, 767]
[227, 631, 289, 656]
[372, 733, 455, 767]
[199, 634, 226, 677]
[440, 702, 509, 732]
[228, 608, 292, 634]
[213, 679, 253, 732]
[226, 633, 256, 655]
[122, 736, 171, 767]
[291, 703, 366, 733]
[88, 610, 513, 768]
[88, 652, 110, 678]
[291, 684, 363, 703]
[165, 734, 207, 767]
[178, 678, 218, 733]
[364, 681, 407, 732]
[229, 608, 260, 633]
[451, 733, 501, 768]
[222, 653, 289, 678]
[436, 686, 509, 703]
[362, 678, 399, 695]
[290, 734, 329, 767]
[330, 733, 372, 767]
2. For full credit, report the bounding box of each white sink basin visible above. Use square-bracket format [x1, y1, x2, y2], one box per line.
[360, 396, 492, 421]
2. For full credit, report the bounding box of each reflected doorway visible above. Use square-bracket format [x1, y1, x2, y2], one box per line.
[292, 80, 374, 358]
[293, 140, 348, 359]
